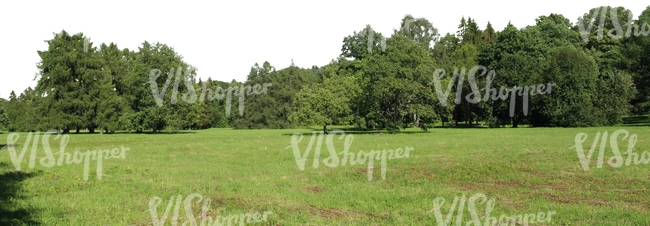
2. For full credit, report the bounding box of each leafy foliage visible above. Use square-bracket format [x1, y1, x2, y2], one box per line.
[4, 6, 649, 132]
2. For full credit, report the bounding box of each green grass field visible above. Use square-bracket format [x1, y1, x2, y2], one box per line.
[1, 126, 649, 225]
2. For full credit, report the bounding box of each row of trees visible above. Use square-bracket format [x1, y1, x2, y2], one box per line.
[1, 5, 649, 133]
[287, 6, 648, 131]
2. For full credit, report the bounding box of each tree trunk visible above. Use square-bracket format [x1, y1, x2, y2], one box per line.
[323, 124, 327, 134]
[76, 128, 80, 134]
[454, 108, 459, 127]
[89, 128, 95, 133]
[63, 128, 70, 134]
[467, 105, 472, 127]
[413, 113, 419, 128]
[469, 114, 473, 127]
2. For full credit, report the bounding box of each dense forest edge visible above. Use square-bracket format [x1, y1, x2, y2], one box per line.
[1, 6, 650, 134]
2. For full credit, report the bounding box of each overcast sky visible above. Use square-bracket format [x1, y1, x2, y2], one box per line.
[0, 0, 647, 99]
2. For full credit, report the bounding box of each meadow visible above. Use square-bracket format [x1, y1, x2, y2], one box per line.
[1, 126, 649, 225]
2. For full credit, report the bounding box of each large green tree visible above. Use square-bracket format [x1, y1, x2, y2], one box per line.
[396, 15, 439, 51]
[624, 6, 650, 114]
[535, 46, 600, 127]
[35, 31, 98, 133]
[357, 34, 440, 132]
[289, 74, 360, 133]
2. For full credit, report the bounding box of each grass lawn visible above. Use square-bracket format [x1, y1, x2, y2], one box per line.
[1, 126, 649, 225]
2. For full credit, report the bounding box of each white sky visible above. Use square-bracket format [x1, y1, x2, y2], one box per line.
[0, 0, 647, 99]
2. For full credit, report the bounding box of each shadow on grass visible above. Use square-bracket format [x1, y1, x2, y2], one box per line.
[282, 128, 435, 136]
[59, 131, 199, 135]
[432, 125, 491, 129]
[622, 116, 650, 126]
[0, 130, 199, 135]
[0, 162, 40, 225]
[281, 130, 389, 136]
[619, 124, 650, 127]
[138, 131, 198, 135]
[279, 124, 503, 136]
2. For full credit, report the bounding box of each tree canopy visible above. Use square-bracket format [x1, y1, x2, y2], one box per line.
[2, 6, 650, 132]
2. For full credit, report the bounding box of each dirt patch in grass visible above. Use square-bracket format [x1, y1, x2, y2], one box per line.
[426, 154, 451, 162]
[493, 180, 526, 188]
[356, 167, 370, 175]
[307, 205, 374, 220]
[454, 179, 527, 193]
[407, 167, 436, 180]
[584, 198, 610, 206]
[356, 167, 383, 178]
[544, 194, 578, 204]
[303, 186, 324, 194]
[543, 193, 611, 207]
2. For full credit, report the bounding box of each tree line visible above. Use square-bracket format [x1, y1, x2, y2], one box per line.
[0, 5, 648, 133]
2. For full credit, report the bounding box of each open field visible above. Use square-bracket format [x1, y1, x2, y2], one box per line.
[1, 127, 649, 225]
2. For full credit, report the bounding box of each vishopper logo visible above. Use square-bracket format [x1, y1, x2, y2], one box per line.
[428, 65, 556, 117]
[366, 18, 415, 54]
[578, 6, 650, 43]
[571, 129, 650, 171]
[83, 37, 90, 53]
[146, 67, 272, 117]
[427, 193, 556, 226]
[5, 131, 129, 181]
[286, 130, 413, 181]
[147, 193, 273, 226]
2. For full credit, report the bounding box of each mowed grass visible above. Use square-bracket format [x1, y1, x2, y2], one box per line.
[0, 127, 649, 225]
